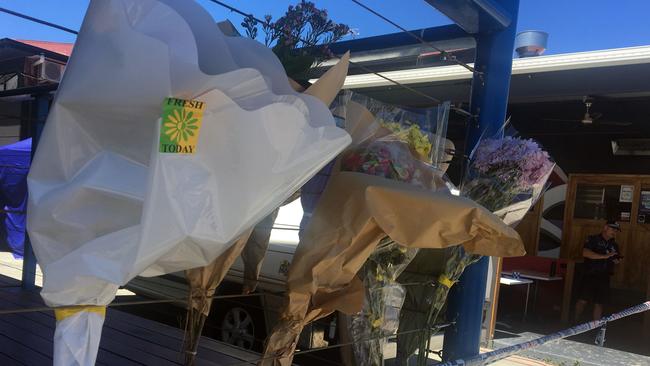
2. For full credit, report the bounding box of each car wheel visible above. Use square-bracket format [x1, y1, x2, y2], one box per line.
[220, 306, 256, 350]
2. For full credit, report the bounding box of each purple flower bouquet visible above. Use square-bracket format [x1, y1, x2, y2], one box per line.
[414, 134, 554, 366]
[463, 136, 555, 221]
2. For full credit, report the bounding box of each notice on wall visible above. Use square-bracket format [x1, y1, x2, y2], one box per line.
[637, 191, 650, 223]
[619, 185, 634, 203]
[620, 212, 631, 222]
[639, 190, 650, 217]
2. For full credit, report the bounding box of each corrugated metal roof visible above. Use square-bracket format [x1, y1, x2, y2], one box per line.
[14, 40, 74, 57]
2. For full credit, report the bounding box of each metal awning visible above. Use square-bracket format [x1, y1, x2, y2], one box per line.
[328, 46, 650, 106]
[336, 46, 650, 89]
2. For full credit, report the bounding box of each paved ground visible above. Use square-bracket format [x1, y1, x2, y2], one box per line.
[383, 334, 553, 366]
[496, 279, 650, 366]
[493, 329, 650, 366]
[382, 321, 650, 366]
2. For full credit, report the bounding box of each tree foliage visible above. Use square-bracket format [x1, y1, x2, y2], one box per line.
[241, 1, 350, 79]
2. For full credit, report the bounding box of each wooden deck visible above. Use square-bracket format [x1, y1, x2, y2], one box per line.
[0, 275, 261, 366]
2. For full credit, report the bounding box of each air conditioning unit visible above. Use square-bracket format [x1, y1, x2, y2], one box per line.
[26, 55, 66, 84]
[611, 138, 650, 156]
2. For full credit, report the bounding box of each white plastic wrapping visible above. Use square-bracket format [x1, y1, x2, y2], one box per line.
[26, 0, 350, 364]
[53, 311, 105, 366]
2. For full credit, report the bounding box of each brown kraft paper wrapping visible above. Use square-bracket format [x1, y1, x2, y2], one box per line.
[260, 171, 524, 365]
[185, 228, 254, 316]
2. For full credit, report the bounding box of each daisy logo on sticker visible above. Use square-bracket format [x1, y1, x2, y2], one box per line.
[159, 97, 205, 154]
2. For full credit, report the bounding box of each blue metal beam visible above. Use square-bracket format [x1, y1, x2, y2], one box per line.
[328, 24, 470, 54]
[442, 0, 520, 361]
[425, 0, 513, 34]
[474, 0, 512, 29]
[21, 92, 48, 289]
[21, 237, 37, 289]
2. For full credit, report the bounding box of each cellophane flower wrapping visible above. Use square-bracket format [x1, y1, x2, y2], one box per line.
[414, 128, 555, 366]
[341, 137, 442, 191]
[352, 237, 416, 366]
[336, 92, 451, 365]
[462, 131, 555, 225]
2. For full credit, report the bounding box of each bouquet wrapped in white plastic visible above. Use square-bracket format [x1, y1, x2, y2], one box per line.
[26, 0, 350, 365]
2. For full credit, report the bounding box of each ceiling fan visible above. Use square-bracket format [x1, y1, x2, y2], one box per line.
[541, 96, 633, 127]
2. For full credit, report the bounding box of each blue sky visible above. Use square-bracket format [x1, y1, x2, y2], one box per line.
[2, 0, 650, 55]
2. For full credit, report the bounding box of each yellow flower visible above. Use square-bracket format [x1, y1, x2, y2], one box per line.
[372, 317, 383, 328]
[163, 108, 199, 143]
[379, 121, 433, 162]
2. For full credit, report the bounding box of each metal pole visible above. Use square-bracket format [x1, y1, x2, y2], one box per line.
[21, 92, 49, 289]
[442, 0, 520, 360]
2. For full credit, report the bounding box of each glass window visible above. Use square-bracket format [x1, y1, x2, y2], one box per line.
[574, 184, 633, 222]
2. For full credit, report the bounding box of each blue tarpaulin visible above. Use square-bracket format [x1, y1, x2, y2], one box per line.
[0, 138, 30, 258]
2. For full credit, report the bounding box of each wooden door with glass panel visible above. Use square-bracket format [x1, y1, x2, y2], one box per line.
[563, 177, 638, 290]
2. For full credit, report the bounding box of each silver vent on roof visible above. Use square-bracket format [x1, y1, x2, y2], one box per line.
[515, 31, 548, 58]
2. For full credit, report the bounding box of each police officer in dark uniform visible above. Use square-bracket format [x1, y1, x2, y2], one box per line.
[574, 220, 622, 322]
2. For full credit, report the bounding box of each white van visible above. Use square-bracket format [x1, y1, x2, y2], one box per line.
[125, 199, 328, 351]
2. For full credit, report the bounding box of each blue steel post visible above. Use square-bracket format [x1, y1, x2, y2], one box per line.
[21, 93, 48, 289]
[442, 0, 520, 361]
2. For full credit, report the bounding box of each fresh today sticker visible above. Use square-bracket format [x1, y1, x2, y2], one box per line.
[160, 97, 206, 154]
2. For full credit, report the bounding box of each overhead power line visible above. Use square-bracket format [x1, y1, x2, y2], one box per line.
[0, 7, 78, 35]
[349, 0, 479, 75]
[208, 0, 448, 106]
[1, 2, 474, 114]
